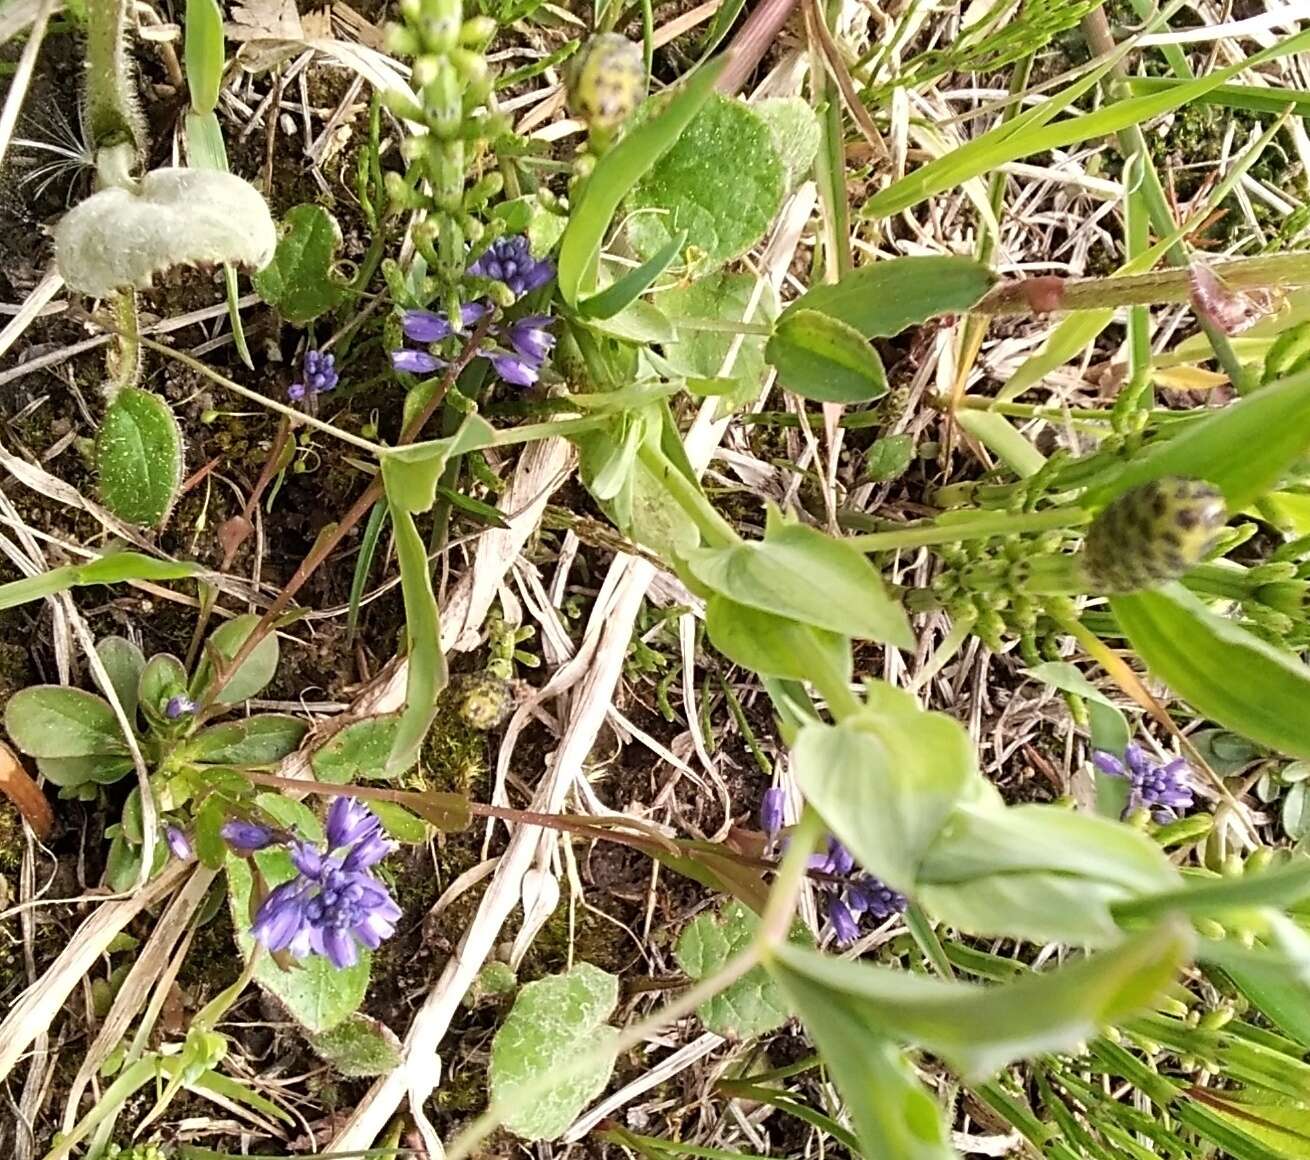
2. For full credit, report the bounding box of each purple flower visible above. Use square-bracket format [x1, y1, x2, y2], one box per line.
[488, 352, 542, 388]
[221, 819, 277, 853]
[289, 350, 338, 401]
[164, 694, 196, 720]
[1093, 741, 1195, 822]
[391, 348, 444, 376]
[249, 800, 399, 969]
[468, 235, 554, 299]
[165, 826, 193, 860]
[401, 302, 489, 343]
[759, 786, 785, 840]
[506, 315, 555, 364]
[846, 875, 907, 922]
[827, 896, 860, 945]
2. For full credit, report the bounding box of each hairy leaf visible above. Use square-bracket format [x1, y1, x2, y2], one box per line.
[96, 388, 185, 527]
[252, 204, 347, 323]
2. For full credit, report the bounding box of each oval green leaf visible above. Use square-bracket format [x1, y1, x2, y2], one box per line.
[705, 594, 851, 682]
[96, 388, 184, 527]
[765, 309, 887, 404]
[186, 715, 308, 766]
[5, 687, 127, 759]
[1111, 583, 1310, 759]
[252, 204, 346, 324]
[191, 614, 279, 705]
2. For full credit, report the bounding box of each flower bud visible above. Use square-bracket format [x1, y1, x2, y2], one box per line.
[566, 33, 645, 136]
[457, 675, 514, 730]
[1082, 477, 1226, 594]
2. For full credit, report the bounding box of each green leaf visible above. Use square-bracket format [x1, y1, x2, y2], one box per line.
[773, 920, 1191, 1080]
[1201, 1094, 1310, 1158]
[955, 410, 1046, 478]
[705, 595, 850, 682]
[684, 508, 912, 646]
[674, 903, 792, 1038]
[490, 961, 619, 1140]
[369, 800, 428, 843]
[184, 0, 224, 115]
[307, 1014, 402, 1077]
[657, 272, 778, 414]
[227, 851, 369, 1033]
[779, 256, 994, 338]
[4, 687, 127, 758]
[771, 971, 954, 1160]
[191, 614, 280, 705]
[755, 97, 820, 191]
[1085, 369, 1310, 511]
[311, 716, 412, 784]
[186, 109, 228, 169]
[380, 415, 497, 514]
[625, 93, 784, 271]
[765, 308, 887, 403]
[96, 388, 185, 528]
[253, 792, 324, 843]
[195, 795, 229, 868]
[578, 230, 686, 320]
[0, 552, 197, 612]
[917, 801, 1179, 944]
[139, 653, 188, 722]
[96, 636, 145, 724]
[1111, 584, 1310, 760]
[558, 56, 726, 304]
[186, 716, 308, 766]
[36, 754, 134, 787]
[56, 168, 276, 299]
[793, 686, 975, 891]
[387, 502, 446, 774]
[251, 204, 346, 324]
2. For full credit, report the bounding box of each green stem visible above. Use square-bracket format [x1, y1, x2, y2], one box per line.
[107, 290, 141, 399]
[635, 440, 740, 549]
[84, 0, 144, 171]
[849, 507, 1089, 552]
[790, 628, 864, 720]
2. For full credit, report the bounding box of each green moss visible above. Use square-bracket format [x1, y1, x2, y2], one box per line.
[0, 800, 24, 876]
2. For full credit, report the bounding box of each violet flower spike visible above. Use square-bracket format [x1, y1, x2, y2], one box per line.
[468, 235, 554, 299]
[249, 800, 400, 969]
[165, 826, 193, 861]
[1092, 742, 1195, 822]
[289, 350, 338, 400]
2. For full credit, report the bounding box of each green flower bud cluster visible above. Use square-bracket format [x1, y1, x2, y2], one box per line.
[382, 0, 508, 288]
[1081, 477, 1226, 595]
[928, 528, 1078, 655]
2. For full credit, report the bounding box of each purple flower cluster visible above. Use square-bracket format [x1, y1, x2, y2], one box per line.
[760, 787, 908, 947]
[288, 349, 338, 401]
[468, 235, 555, 298]
[244, 798, 401, 969]
[1093, 742, 1195, 822]
[391, 235, 557, 388]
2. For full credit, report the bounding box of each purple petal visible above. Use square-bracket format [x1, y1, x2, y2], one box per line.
[489, 353, 540, 387]
[392, 349, 443, 375]
[342, 831, 396, 871]
[402, 309, 454, 343]
[221, 820, 277, 853]
[323, 927, 358, 969]
[827, 897, 859, 945]
[290, 841, 324, 879]
[165, 826, 193, 860]
[759, 786, 785, 839]
[326, 797, 380, 849]
[1092, 751, 1126, 777]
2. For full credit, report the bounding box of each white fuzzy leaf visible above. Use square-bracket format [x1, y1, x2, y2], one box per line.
[55, 169, 277, 298]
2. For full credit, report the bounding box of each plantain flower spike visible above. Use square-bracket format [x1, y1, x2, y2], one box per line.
[1082, 477, 1226, 594]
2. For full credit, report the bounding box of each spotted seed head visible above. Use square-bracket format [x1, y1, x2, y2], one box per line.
[566, 33, 645, 135]
[1082, 477, 1226, 594]
[456, 674, 514, 731]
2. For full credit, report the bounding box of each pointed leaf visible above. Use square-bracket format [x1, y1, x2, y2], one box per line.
[765, 309, 887, 403]
[1111, 583, 1310, 759]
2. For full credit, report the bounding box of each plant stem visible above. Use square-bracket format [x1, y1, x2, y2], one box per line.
[636, 440, 740, 549]
[848, 507, 1089, 552]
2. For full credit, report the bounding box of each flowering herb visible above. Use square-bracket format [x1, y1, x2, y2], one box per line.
[221, 819, 278, 853]
[250, 797, 400, 969]
[760, 795, 907, 946]
[1094, 743, 1195, 822]
[288, 349, 339, 401]
[391, 236, 556, 387]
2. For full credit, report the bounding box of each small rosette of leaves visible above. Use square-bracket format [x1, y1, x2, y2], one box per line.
[1081, 477, 1226, 595]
